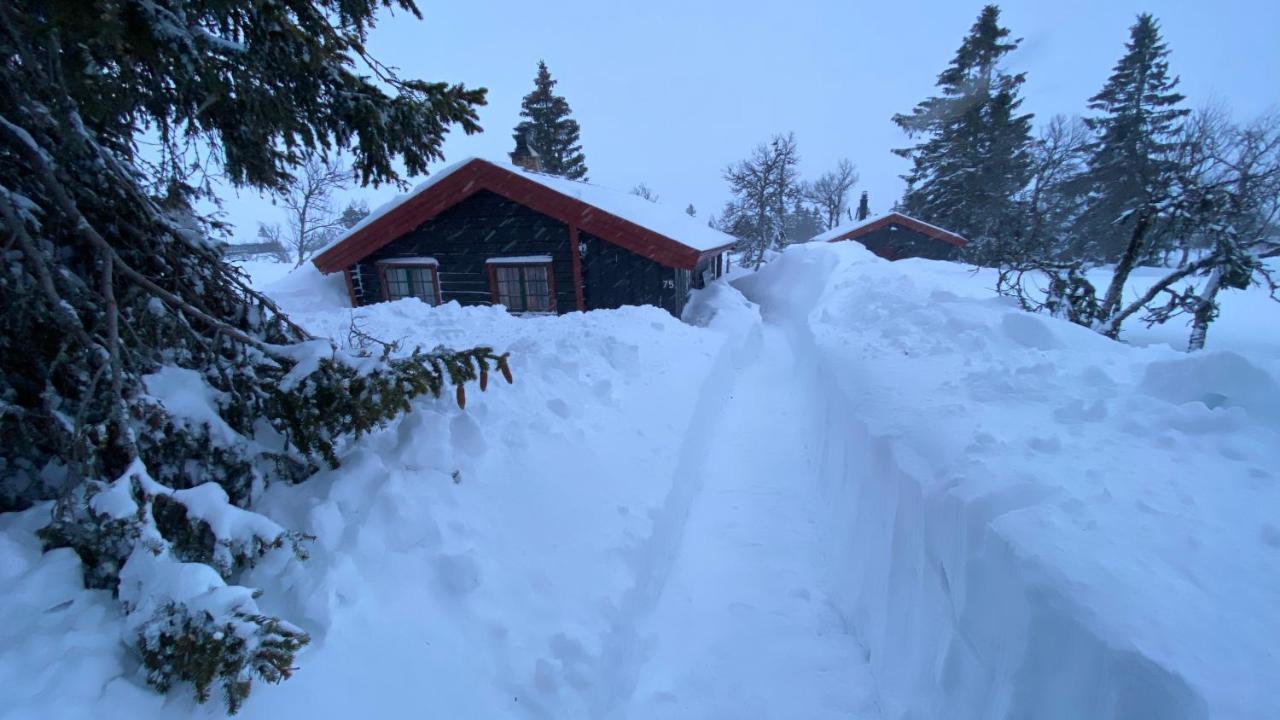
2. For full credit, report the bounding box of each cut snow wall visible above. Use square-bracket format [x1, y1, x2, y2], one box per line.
[729, 247, 1210, 720]
[812, 405, 1207, 720]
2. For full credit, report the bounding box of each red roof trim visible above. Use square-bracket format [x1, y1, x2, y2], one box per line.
[313, 159, 733, 274]
[826, 212, 967, 248]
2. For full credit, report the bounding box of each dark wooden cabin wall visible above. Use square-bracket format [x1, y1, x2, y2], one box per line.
[856, 224, 961, 261]
[349, 190, 575, 311]
[580, 231, 684, 316]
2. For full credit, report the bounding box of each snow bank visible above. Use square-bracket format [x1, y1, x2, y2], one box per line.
[6, 240, 1276, 718]
[0, 284, 731, 717]
[730, 242, 1279, 720]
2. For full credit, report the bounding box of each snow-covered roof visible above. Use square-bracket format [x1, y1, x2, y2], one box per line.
[492, 160, 732, 253]
[315, 158, 735, 262]
[810, 211, 966, 246]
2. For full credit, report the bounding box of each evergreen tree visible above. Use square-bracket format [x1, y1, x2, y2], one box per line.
[686, 203, 697, 217]
[338, 199, 371, 230]
[785, 201, 825, 244]
[1078, 13, 1190, 263]
[893, 4, 1033, 264]
[512, 61, 588, 179]
[0, 0, 504, 709]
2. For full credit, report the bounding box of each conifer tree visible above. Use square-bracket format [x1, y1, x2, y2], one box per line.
[1078, 13, 1190, 263]
[512, 61, 589, 179]
[893, 4, 1033, 263]
[0, 0, 504, 709]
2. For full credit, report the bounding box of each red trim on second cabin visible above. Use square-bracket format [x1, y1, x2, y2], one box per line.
[312, 159, 734, 275]
[827, 212, 967, 248]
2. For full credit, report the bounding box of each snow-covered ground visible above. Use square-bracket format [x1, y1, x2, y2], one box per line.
[736, 246, 1279, 719]
[2, 250, 1276, 719]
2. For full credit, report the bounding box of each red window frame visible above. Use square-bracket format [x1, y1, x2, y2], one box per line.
[378, 262, 442, 305]
[487, 261, 557, 313]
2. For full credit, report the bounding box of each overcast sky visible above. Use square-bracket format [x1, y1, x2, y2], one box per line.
[221, 0, 1279, 241]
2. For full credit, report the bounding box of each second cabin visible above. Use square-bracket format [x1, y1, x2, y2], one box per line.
[812, 211, 967, 261]
[311, 157, 735, 317]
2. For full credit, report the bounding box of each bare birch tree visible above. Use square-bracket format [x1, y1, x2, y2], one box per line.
[277, 156, 353, 267]
[803, 158, 859, 230]
[722, 133, 801, 269]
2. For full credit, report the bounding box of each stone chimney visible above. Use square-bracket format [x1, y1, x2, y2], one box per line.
[510, 130, 543, 173]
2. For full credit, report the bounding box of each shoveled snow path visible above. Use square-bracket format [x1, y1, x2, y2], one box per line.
[607, 321, 881, 719]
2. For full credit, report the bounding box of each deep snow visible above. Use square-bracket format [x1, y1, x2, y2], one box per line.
[735, 245, 1280, 719]
[2, 248, 1276, 719]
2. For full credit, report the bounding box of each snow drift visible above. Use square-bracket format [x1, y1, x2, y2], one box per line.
[729, 242, 1278, 720]
[2, 250, 1276, 719]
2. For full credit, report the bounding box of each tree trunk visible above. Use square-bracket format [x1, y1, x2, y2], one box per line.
[1098, 209, 1152, 335]
[1187, 268, 1223, 352]
[753, 208, 768, 270]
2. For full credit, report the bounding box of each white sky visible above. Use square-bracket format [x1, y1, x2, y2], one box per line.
[219, 0, 1280, 241]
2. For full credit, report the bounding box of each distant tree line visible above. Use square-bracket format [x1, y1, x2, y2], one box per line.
[712, 6, 1277, 349]
[894, 5, 1278, 350]
[712, 133, 863, 269]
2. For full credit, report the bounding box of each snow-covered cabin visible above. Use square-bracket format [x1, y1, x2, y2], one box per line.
[311, 158, 734, 317]
[812, 212, 966, 261]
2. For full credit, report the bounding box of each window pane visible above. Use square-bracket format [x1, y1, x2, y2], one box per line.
[523, 266, 551, 312]
[385, 267, 410, 300]
[496, 267, 523, 310]
[411, 269, 437, 304]
[385, 266, 436, 303]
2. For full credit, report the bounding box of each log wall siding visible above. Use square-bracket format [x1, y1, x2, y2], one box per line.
[580, 230, 683, 316]
[349, 190, 575, 311]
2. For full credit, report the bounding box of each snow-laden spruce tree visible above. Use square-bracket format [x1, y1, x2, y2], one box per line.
[0, 0, 510, 711]
[1076, 13, 1190, 265]
[995, 14, 1279, 349]
[511, 61, 589, 179]
[893, 4, 1034, 264]
[999, 107, 1280, 348]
